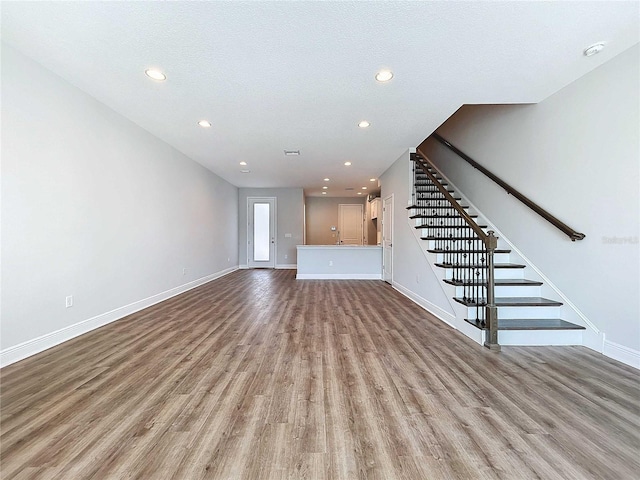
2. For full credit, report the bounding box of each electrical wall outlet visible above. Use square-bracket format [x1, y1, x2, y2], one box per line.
[182, 268, 187, 276]
[284, 254, 288, 259]
[65, 296, 73, 308]
[329, 260, 333, 266]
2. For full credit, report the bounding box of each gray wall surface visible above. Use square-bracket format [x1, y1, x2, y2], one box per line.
[238, 188, 304, 266]
[305, 197, 366, 245]
[421, 44, 639, 352]
[381, 152, 456, 319]
[1, 45, 239, 352]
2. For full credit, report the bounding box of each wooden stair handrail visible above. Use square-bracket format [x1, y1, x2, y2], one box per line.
[428, 133, 586, 242]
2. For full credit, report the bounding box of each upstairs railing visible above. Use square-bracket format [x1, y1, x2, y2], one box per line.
[410, 152, 500, 350]
[431, 133, 585, 241]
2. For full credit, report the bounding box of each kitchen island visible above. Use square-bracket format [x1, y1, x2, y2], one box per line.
[296, 245, 383, 279]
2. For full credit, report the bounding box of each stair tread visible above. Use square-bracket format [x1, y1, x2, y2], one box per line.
[407, 205, 470, 210]
[454, 296, 563, 307]
[416, 225, 488, 229]
[444, 278, 543, 286]
[416, 194, 461, 200]
[428, 249, 510, 254]
[436, 263, 525, 269]
[421, 236, 484, 240]
[465, 318, 585, 331]
[411, 214, 478, 219]
[415, 178, 446, 183]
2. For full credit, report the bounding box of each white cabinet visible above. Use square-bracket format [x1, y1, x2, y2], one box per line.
[370, 198, 381, 220]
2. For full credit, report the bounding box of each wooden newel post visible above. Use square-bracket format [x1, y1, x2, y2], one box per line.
[484, 231, 500, 351]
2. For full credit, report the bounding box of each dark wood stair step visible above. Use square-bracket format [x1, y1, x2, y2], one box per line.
[411, 214, 478, 219]
[464, 318, 585, 331]
[428, 248, 510, 254]
[415, 191, 459, 197]
[443, 278, 543, 286]
[415, 188, 456, 194]
[416, 188, 457, 194]
[407, 204, 469, 210]
[454, 297, 563, 307]
[416, 224, 488, 230]
[415, 180, 448, 184]
[421, 236, 484, 241]
[415, 175, 444, 181]
[436, 263, 525, 269]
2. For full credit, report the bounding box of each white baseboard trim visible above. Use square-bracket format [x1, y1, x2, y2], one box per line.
[392, 282, 457, 329]
[603, 338, 640, 369]
[0, 266, 239, 368]
[275, 264, 297, 270]
[239, 264, 249, 269]
[296, 273, 382, 280]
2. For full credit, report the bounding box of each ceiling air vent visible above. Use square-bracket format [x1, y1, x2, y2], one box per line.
[284, 150, 300, 156]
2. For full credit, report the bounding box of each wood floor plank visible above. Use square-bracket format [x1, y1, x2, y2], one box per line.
[1, 269, 639, 479]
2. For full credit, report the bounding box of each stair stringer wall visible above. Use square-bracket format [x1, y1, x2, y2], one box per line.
[405, 216, 484, 345]
[380, 150, 484, 345]
[421, 158, 598, 350]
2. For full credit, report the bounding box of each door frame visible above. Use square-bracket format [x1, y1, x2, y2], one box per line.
[247, 197, 277, 268]
[382, 194, 394, 283]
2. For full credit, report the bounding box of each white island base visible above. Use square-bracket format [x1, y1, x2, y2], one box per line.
[296, 245, 383, 280]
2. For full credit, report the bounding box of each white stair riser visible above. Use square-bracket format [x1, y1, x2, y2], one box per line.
[496, 329, 583, 346]
[465, 306, 561, 320]
[495, 285, 541, 297]
[440, 268, 524, 280]
[433, 252, 510, 263]
[454, 285, 541, 297]
[497, 306, 561, 319]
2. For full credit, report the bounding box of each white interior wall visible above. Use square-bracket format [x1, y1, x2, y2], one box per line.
[1, 45, 239, 365]
[421, 44, 639, 357]
[238, 188, 304, 267]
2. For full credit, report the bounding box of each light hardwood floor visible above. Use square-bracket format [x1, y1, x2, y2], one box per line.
[1, 269, 639, 479]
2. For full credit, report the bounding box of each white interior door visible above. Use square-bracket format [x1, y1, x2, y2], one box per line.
[248, 198, 275, 268]
[338, 204, 363, 245]
[382, 195, 393, 283]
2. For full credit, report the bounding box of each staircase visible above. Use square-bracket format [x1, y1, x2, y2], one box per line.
[408, 152, 585, 349]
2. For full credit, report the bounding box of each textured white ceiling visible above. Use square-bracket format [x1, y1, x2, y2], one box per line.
[1, 1, 638, 197]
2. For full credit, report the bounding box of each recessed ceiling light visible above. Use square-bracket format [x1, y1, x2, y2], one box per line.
[357, 192, 363, 195]
[145, 69, 166, 81]
[583, 42, 605, 57]
[344, 161, 352, 166]
[198, 120, 212, 128]
[239, 161, 247, 166]
[362, 186, 367, 190]
[322, 192, 327, 195]
[358, 121, 370, 128]
[370, 178, 376, 182]
[324, 178, 330, 182]
[375, 70, 394, 82]
[284, 150, 300, 156]
[322, 186, 328, 190]
[241, 169, 251, 173]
